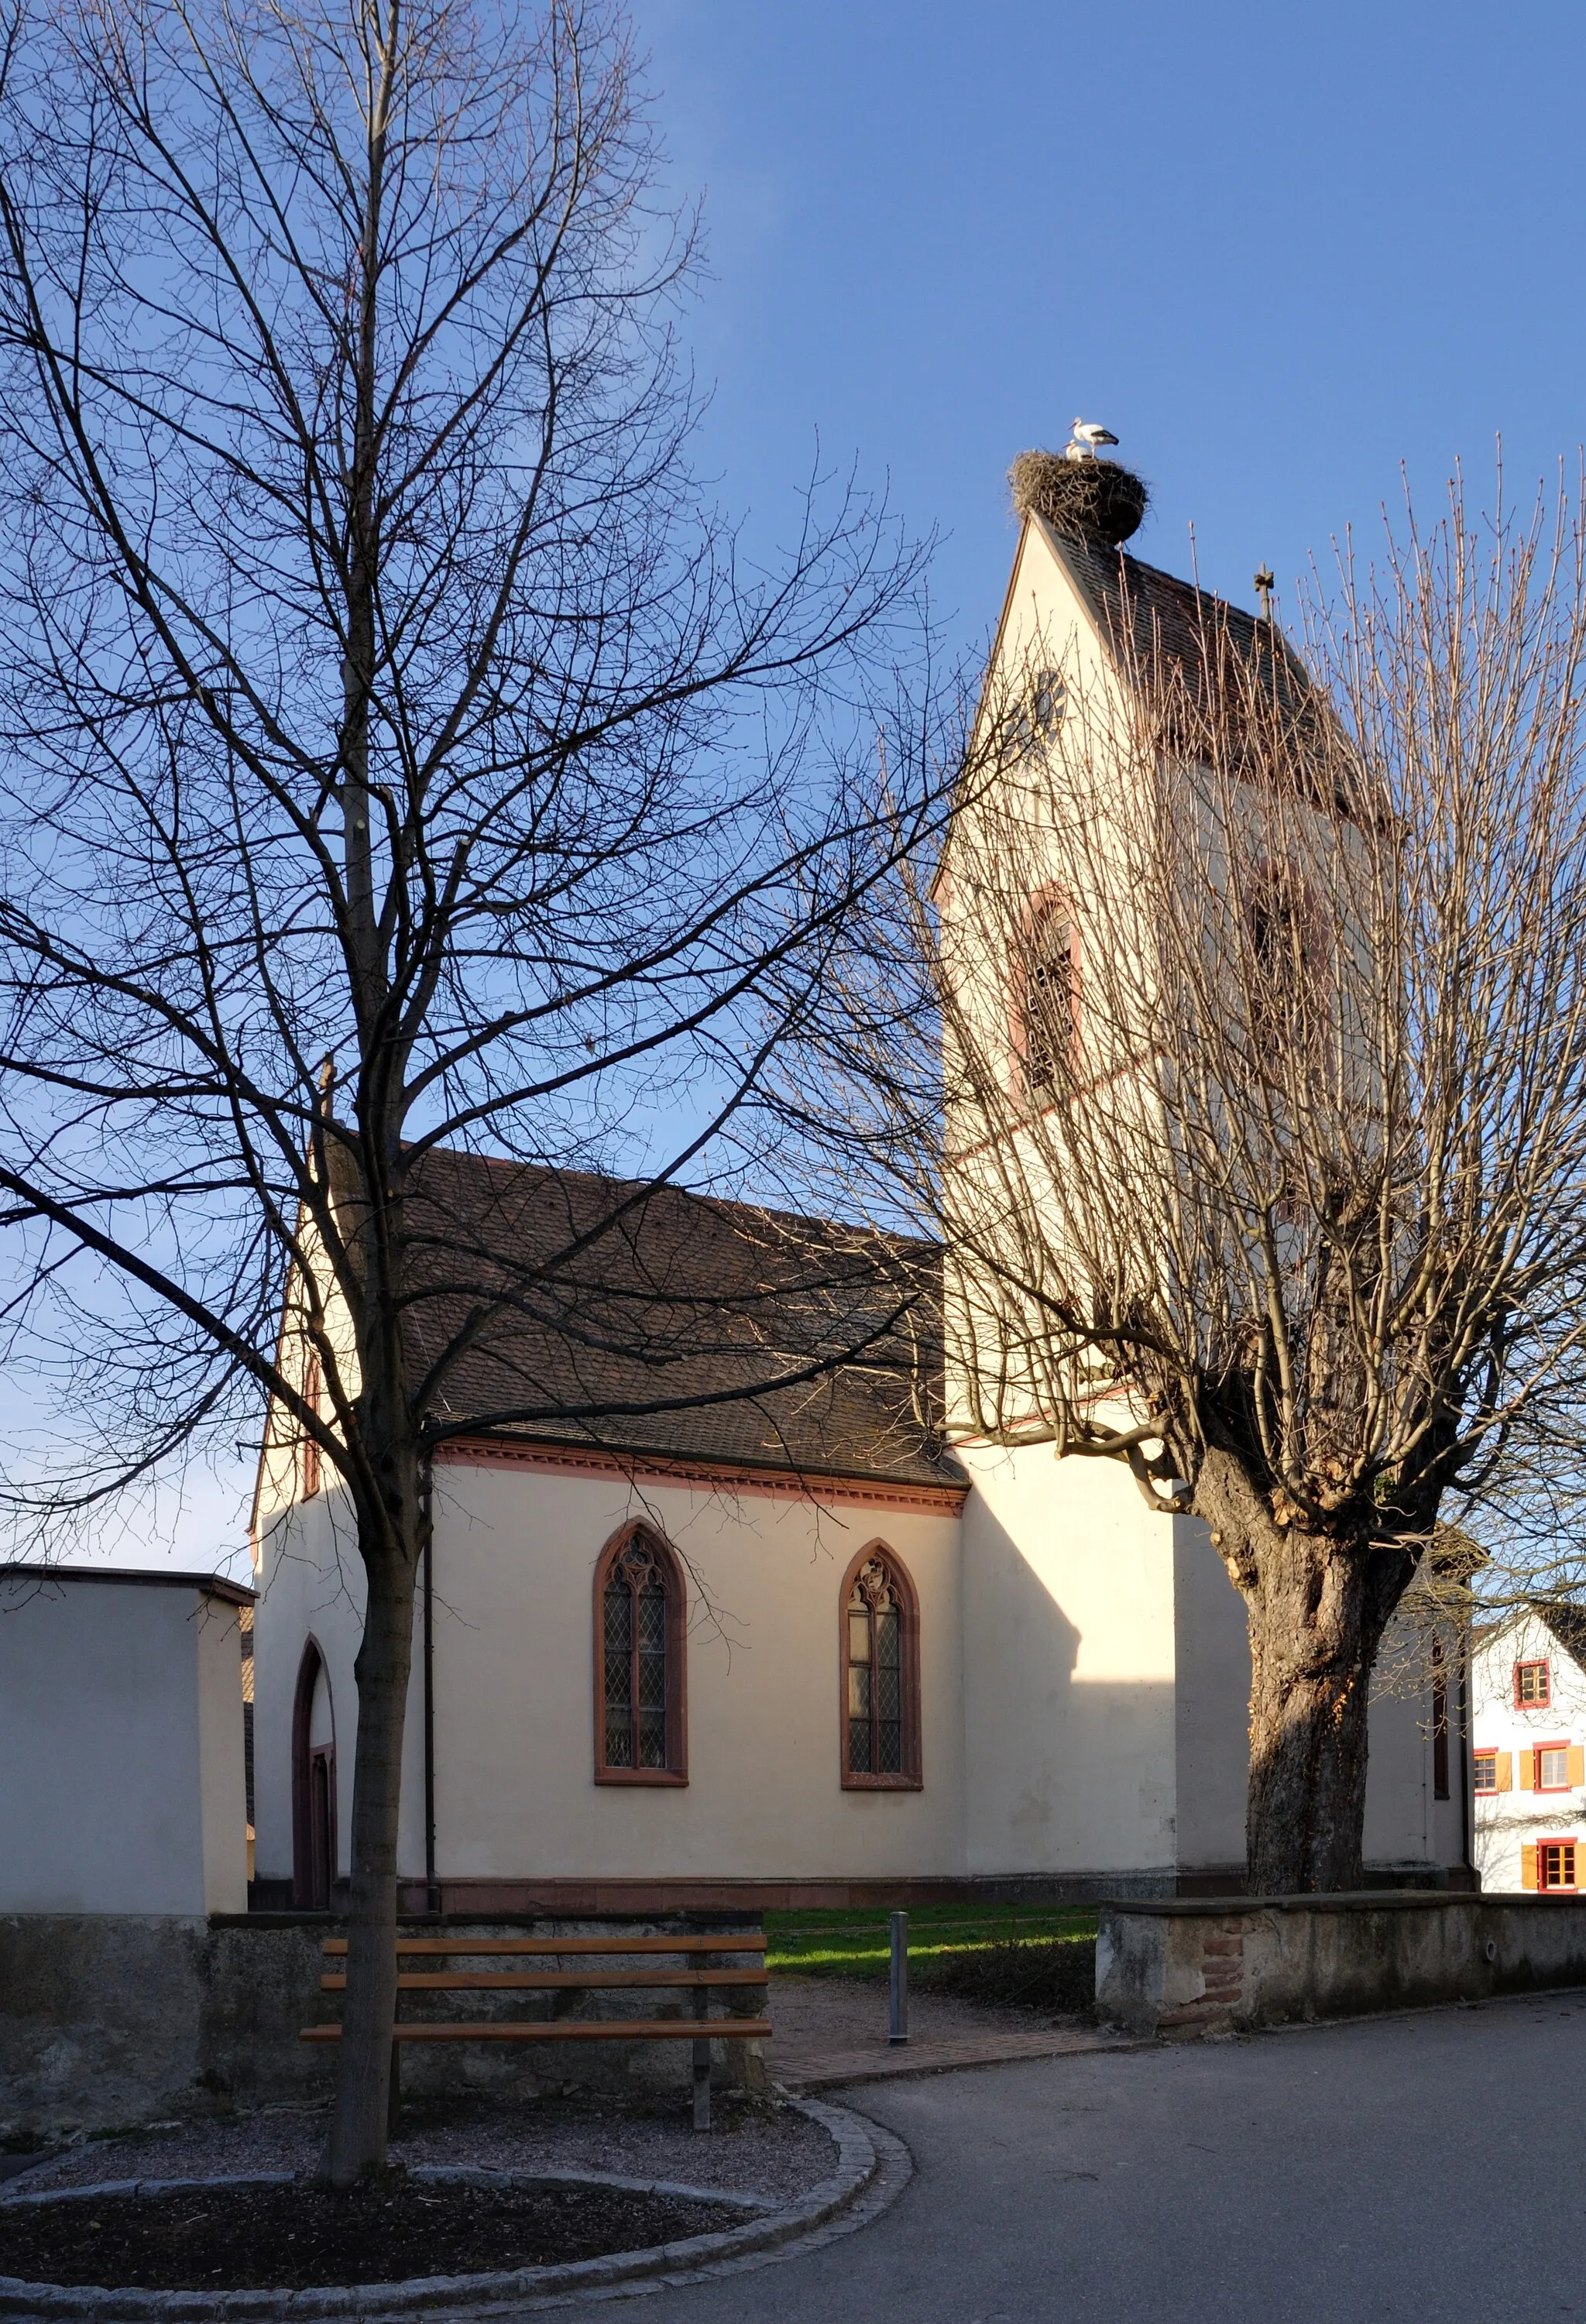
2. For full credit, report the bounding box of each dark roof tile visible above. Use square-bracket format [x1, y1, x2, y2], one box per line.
[394, 1148, 960, 1490]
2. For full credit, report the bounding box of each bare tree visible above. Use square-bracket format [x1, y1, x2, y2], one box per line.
[798, 472, 1586, 1893]
[0, 0, 953, 2177]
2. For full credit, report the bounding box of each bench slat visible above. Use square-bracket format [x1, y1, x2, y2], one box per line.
[320, 1935, 765, 1956]
[300, 2020, 773, 2044]
[320, 1969, 766, 1992]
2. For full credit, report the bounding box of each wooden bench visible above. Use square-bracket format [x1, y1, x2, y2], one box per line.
[301, 1932, 771, 2129]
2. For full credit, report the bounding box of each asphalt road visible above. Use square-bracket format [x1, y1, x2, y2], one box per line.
[641, 1993, 1586, 2324]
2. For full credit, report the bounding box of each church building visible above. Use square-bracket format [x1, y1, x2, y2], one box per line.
[249, 461, 1468, 1913]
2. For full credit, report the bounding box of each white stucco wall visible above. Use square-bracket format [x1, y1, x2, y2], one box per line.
[1171, 1515, 1251, 1875]
[252, 1443, 1466, 1893]
[251, 1483, 428, 1888]
[253, 1457, 965, 1886]
[959, 1440, 1179, 1877]
[427, 1457, 964, 1882]
[0, 1570, 249, 1914]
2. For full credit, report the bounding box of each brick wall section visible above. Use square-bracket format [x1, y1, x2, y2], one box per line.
[1157, 1918, 1248, 2036]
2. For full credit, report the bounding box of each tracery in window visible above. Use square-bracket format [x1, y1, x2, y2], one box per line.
[1019, 903, 1078, 1098]
[595, 1524, 686, 1783]
[841, 1545, 921, 1790]
[1001, 667, 1066, 759]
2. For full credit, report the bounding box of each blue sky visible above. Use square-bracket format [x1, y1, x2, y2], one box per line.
[644, 0, 1586, 640]
[85, 0, 1586, 1574]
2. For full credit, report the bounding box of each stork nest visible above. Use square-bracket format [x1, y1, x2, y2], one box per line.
[1008, 451, 1148, 547]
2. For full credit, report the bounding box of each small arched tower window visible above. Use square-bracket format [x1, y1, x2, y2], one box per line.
[1018, 898, 1080, 1099]
[841, 1544, 922, 1790]
[594, 1523, 688, 1784]
[1243, 860, 1323, 1058]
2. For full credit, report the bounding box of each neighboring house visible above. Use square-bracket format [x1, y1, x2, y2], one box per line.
[249, 490, 1466, 1912]
[1471, 1605, 1586, 1893]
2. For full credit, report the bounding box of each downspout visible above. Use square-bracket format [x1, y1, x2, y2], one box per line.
[422, 1457, 438, 1914]
[1459, 1638, 1474, 1890]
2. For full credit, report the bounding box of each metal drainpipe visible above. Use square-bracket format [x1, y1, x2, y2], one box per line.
[422, 1457, 438, 1914]
[1459, 1638, 1474, 1890]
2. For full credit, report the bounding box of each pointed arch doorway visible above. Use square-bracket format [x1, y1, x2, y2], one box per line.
[291, 1638, 338, 1909]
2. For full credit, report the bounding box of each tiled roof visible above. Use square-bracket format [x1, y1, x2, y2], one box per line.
[1533, 1599, 1586, 1672]
[1042, 523, 1342, 803]
[1049, 526, 1271, 675]
[392, 1148, 960, 1490]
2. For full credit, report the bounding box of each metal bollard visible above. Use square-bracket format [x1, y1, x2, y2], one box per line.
[888, 1910, 909, 2044]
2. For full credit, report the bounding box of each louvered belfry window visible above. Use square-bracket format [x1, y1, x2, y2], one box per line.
[596, 1526, 685, 1781]
[842, 1547, 921, 1788]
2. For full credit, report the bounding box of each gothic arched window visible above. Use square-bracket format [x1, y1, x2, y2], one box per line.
[841, 1544, 922, 1789]
[594, 1523, 687, 1784]
[1018, 898, 1080, 1100]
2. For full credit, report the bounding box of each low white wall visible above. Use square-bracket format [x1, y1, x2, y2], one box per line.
[0, 1570, 249, 1915]
[1098, 1892, 1586, 2037]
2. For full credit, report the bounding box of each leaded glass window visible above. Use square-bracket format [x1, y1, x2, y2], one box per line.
[599, 1530, 679, 1775]
[846, 1553, 913, 1780]
[1021, 907, 1076, 1097]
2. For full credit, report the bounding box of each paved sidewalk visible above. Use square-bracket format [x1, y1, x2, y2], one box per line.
[767, 1974, 1131, 2091]
[620, 1990, 1586, 2323]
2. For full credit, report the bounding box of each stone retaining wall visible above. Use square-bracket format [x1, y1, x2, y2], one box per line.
[1096, 1890, 1586, 2037]
[0, 1914, 766, 2135]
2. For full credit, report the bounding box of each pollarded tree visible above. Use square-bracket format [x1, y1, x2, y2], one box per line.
[801, 464, 1586, 1893]
[0, 0, 957, 2178]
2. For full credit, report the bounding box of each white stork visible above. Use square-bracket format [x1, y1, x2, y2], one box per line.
[1069, 417, 1120, 456]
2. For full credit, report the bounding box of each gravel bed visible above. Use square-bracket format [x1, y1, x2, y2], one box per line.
[8, 2089, 836, 2206]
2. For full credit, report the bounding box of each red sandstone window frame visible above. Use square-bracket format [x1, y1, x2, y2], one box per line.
[839, 1541, 922, 1792]
[592, 1522, 688, 1787]
[1009, 888, 1082, 1105]
[1539, 1838, 1579, 1893]
[1472, 1749, 1498, 1796]
[1515, 1659, 1551, 1709]
[300, 1349, 323, 1499]
[1535, 1741, 1573, 1794]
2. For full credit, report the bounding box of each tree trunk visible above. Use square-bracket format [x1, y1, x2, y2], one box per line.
[1195, 1448, 1399, 1896]
[326, 1457, 421, 2185]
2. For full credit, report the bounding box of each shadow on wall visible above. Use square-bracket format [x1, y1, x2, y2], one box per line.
[963, 1493, 1180, 1880]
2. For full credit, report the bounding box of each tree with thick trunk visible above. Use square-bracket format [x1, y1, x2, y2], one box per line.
[0, 0, 960, 2178]
[798, 472, 1586, 1891]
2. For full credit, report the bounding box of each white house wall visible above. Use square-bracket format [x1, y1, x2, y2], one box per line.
[1472, 1611, 1586, 1892]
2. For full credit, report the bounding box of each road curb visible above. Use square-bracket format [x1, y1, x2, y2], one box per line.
[0, 2098, 903, 2320]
